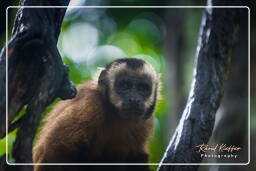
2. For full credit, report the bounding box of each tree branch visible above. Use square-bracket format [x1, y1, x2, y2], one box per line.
[0, 0, 75, 170]
[158, 1, 242, 171]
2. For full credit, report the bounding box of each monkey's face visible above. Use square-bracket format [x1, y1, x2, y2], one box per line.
[114, 72, 152, 118]
[98, 58, 159, 120]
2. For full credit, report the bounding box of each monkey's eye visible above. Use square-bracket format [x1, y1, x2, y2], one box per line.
[137, 83, 150, 93]
[119, 80, 132, 89]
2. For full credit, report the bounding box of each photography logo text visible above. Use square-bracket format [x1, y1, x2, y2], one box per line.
[196, 143, 242, 159]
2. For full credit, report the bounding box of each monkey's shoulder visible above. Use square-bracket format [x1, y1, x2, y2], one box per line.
[49, 81, 103, 116]
[35, 81, 104, 148]
[42, 81, 105, 137]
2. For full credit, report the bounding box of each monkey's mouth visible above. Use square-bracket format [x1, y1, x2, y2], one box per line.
[121, 106, 145, 118]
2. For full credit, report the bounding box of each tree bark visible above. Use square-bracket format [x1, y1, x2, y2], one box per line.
[158, 1, 242, 171]
[0, 0, 75, 170]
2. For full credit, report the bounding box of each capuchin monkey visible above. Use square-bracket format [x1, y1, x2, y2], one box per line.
[33, 58, 160, 171]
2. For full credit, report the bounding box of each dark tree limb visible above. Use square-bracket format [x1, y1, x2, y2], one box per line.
[0, 0, 75, 170]
[158, 1, 242, 171]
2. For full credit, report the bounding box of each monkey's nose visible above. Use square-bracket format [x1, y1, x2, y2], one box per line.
[128, 97, 140, 105]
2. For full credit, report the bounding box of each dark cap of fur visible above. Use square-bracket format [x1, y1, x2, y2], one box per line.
[105, 58, 145, 70]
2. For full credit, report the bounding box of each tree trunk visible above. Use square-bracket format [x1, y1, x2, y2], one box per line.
[0, 0, 75, 171]
[158, 0, 242, 170]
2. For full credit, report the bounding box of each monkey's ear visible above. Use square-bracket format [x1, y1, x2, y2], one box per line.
[97, 68, 108, 86]
[98, 70, 107, 83]
[156, 73, 162, 100]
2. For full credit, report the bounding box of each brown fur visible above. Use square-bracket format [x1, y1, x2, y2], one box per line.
[33, 81, 153, 171]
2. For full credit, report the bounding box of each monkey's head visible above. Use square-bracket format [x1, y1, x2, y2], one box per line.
[97, 58, 160, 120]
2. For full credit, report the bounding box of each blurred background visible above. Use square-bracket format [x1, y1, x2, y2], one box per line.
[0, 0, 254, 171]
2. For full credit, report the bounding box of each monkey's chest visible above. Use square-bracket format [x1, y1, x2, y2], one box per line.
[89, 125, 143, 162]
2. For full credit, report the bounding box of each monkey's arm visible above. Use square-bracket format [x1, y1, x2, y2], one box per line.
[33, 110, 91, 171]
[33, 83, 103, 171]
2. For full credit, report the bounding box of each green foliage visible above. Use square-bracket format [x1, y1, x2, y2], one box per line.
[0, 129, 17, 158]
